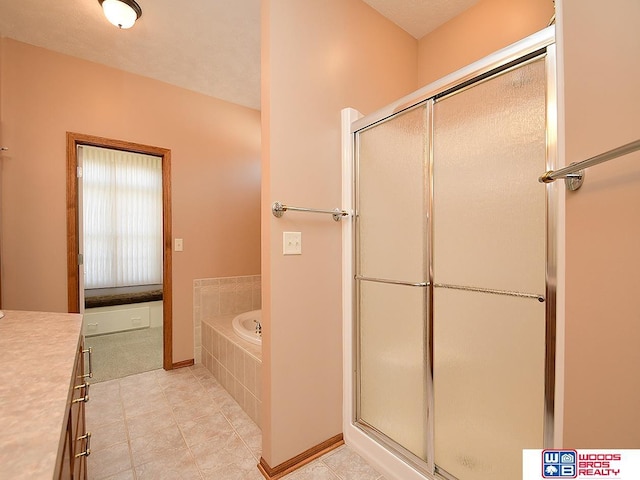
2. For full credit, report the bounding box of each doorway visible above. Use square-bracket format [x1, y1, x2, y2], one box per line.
[66, 132, 173, 372]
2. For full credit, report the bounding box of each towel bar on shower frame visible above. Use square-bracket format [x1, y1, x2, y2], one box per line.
[271, 201, 349, 222]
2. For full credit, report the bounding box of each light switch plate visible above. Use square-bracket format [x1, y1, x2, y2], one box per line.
[174, 238, 183, 252]
[283, 231, 302, 255]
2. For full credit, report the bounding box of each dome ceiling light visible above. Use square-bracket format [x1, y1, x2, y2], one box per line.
[98, 0, 142, 29]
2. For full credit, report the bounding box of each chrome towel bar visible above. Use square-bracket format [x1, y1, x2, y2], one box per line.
[272, 201, 349, 222]
[539, 139, 640, 191]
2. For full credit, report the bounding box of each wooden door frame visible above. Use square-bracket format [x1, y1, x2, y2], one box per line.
[66, 132, 173, 370]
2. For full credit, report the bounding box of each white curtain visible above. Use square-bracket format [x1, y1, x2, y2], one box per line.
[81, 145, 163, 289]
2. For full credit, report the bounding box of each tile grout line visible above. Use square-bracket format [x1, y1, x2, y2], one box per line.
[118, 377, 138, 480]
[317, 449, 346, 480]
[172, 369, 208, 480]
[88, 378, 136, 480]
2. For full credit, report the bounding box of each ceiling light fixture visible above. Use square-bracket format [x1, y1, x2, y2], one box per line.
[98, 0, 142, 29]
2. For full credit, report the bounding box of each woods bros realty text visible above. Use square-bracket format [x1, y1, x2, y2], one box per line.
[575, 453, 621, 476]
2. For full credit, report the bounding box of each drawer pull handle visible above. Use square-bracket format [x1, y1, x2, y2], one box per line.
[75, 432, 91, 458]
[72, 382, 90, 403]
[80, 347, 93, 379]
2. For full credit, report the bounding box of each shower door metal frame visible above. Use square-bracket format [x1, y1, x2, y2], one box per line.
[353, 98, 435, 475]
[350, 25, 558, 480]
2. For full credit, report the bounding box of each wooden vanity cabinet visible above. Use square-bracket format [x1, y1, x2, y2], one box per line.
[58, 341, 90, 480]
[59, 418, 72, 480]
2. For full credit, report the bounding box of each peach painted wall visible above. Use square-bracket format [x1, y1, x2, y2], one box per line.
[558, 0, 640, 447]
[261, 0, 418, 467]
[260, 0, 273, 468]
[417, 0, 553, 87]
[0, 38, 261, 363]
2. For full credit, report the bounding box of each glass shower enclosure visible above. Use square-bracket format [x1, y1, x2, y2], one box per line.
[352, 31, 556, 480]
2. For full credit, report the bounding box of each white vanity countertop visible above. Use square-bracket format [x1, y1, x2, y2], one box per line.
[0, 310, 83, 479]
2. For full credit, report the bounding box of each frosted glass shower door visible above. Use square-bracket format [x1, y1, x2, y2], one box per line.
[355, 105, 430, 463]
[432, 58, 548, 480]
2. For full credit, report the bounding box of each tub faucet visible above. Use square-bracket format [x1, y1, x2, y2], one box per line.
[254, 319, 262, 337]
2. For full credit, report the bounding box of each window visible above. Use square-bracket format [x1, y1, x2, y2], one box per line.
[81, 145, 163, 289]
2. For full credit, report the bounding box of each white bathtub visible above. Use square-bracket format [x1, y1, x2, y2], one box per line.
[232, 309, 262, 345]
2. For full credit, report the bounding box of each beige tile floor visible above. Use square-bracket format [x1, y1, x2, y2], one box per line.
[87, 365, 386, 480]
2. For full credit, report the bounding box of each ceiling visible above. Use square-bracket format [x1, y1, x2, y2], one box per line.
[361, 0, 478, 39]
[0, 0, 478, 111]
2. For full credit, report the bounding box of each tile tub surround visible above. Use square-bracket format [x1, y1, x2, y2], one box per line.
[193, 275, 261, 363]
[202, 314, 262, 427]
[0, 310, 83, 479]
